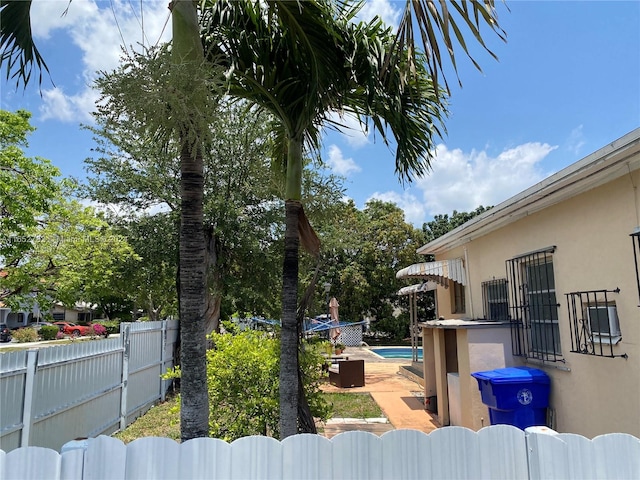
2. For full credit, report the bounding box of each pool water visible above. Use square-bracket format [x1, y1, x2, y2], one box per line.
[370, 346, 423, 360]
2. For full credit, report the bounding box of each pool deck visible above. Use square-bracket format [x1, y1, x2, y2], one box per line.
[318, 347, 440, 438]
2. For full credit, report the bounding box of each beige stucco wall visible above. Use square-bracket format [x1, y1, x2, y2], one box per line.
[430, 169, 640, 437]
[422, 324, 517, 430]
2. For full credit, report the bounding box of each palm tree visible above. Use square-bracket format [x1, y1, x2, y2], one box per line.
[200, 0, 451, 437]
[170, 0, 210, 441]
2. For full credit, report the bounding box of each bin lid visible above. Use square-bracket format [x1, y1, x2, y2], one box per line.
[471, 366, 550, 384]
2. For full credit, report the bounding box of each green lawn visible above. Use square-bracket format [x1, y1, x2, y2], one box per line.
[113, 390, 383, 443]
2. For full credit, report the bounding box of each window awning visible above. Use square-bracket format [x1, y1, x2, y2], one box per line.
[396, 258, 467, 286]
[397, 281, 438, 296]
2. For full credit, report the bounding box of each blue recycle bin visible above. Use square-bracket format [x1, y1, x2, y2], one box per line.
[471, 366, 550, 430]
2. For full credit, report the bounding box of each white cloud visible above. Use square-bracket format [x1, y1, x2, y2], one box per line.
[31, 0, 172, 123]
[367, 190, 427, 227]
[357, 0, 401, 29]
[371, 142, 557, 226]
[566, 125, 586, 155]
[327, 145, 362, 176]
[327, 111, 370, 148]
[416, 142, 557, 217]
[40, 86, 97, 122]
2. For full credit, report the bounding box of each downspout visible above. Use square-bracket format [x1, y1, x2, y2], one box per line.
[464, 246, 474, 318]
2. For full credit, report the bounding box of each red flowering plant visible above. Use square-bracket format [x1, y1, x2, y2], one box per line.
[92, 324, 107, 338]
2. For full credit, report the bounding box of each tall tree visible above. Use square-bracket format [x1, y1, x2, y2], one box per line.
[85, 93, 283, 332]
[1, 109, 137, 312]
[306, 199, 426, 323]
[0, 109, 59, 260]
[201, 0, 446, 437]
[423, 205, 492, 244]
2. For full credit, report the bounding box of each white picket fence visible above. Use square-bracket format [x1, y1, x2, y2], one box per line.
[1, 426, 639, 480]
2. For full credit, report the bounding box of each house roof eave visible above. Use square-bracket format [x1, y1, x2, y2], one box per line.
[417, 128, 640, 256]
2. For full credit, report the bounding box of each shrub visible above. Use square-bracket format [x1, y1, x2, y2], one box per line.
[163, 331, 329, 441]
[94, 320, 120, 335]
[92, 324, 107, 337]
[12, 327, 39, 343]
[39, 325, 60, 341]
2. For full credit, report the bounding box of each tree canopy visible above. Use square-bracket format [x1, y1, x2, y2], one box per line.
[0, 110, 137, 313]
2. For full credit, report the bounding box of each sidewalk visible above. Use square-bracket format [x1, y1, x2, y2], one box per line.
[318, 347, 440, 438]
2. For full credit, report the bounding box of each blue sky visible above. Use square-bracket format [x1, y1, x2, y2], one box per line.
[2, 0, 639, 227]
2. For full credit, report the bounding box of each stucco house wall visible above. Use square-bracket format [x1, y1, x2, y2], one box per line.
[408, 129, 640, 438]
[457, 171, 639, 437]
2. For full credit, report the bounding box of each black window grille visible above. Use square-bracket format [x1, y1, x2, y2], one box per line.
[482, 278, 509, 320]
[506, 247, 562, 362]
[565, 289, 627, 359]
[632, 228, 640, 307]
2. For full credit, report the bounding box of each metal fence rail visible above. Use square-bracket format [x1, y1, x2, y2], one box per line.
[2, 426, 639, 479]
[0, 320, 178, 453]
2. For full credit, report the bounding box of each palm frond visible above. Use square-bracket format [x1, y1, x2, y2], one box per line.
[0, 0, 51, 89]
[393, 0, 506, 103]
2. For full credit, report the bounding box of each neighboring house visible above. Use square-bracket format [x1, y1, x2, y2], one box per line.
[396, 129, 640, 439]
[50, 302, 96, 323]
[0, 302, 96, 329]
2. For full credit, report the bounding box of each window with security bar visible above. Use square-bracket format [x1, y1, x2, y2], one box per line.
[565, 288, 627, 359]
[506, 247, 562, 362]
[482, 278, 509, 320]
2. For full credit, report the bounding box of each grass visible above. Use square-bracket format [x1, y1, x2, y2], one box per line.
[113, 393, 181, 443]
[323, 392, 383, 418]
[112, 390, 383, 443]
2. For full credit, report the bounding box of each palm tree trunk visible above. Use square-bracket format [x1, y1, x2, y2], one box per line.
[279, 137, 304, 438]
[280, 198, 301, 438]
[178, 135, 209, 441]
[172, 0, 209, 441]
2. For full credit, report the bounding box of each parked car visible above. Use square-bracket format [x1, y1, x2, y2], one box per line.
[0, 323, 12, 342]
[53, 322, 93, 337]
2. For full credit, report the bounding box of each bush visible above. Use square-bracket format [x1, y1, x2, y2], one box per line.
[92, 324, 107, 337]
[94, 320, 120, 335]
[12, 327, 39, 343]
[163, 331, 330, 441]
[39, 325, 60, 341]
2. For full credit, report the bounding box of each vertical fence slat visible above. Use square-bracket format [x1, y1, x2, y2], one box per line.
[479, 425, 529, 479]
[0, 450, 6, 478]
[428, 426, 481, 479]
[180, 437, 232, 479]
[119, 325, 131, 432]
[554, 433, 597, 479]
[526, 431, 570, 480]
[380, 429, 429, 479]
[282, 433, 333, 480]
[230, 436, 283, 480]
[593, 433, 640, 480]
[60, 448, 85, 480]
[83, 435, 126, 480]
[5, 446, 61, 479]
[331, 431, 382, 480]
[125, 437, 180, 480]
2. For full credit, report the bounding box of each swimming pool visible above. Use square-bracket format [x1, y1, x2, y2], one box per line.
[370, 346, 422, 360]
